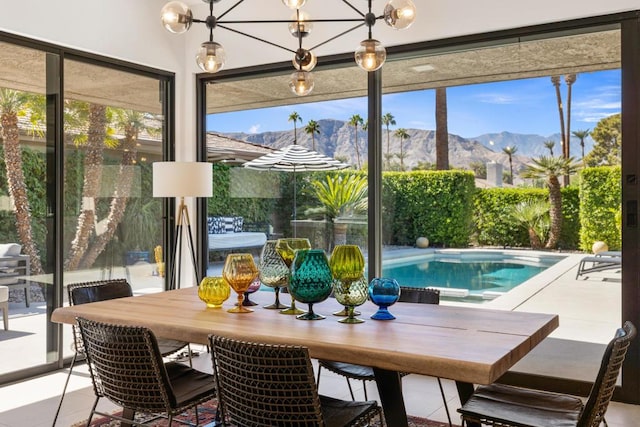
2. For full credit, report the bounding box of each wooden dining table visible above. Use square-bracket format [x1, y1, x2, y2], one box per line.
[52, 287, 558, 427]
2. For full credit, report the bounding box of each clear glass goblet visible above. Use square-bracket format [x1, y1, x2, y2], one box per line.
[275, 238, 311, 315]
[258, 240, 290, 309]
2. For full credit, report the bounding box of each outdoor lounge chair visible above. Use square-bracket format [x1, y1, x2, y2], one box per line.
[576, 251, 621, 279]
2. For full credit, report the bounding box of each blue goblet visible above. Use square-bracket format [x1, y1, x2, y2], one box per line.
[368, 277, 401, 320]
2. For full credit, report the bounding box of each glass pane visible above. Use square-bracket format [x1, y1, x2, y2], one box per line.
[380, 27, 622, 383]
[204, 69, 369, 315]
[61, 60, 165, 360]
[0, 42, 51, 375]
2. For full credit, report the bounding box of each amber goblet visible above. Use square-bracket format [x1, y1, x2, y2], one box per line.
[223, 253, 259, 313]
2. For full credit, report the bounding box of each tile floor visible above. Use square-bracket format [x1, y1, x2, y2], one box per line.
[1, 344, 640, 427]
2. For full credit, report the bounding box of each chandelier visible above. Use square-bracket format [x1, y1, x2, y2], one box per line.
[160, 0, 417, 96]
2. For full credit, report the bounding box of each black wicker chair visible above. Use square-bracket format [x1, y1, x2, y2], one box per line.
[77, 317, 216, 426]
[52, 279, 192, 426]
[317, 287, 452, 426]
[458, 321, 636, 427]
[209, 334, 383, 427]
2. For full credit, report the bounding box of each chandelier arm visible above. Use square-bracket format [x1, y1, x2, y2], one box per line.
[341, 0, 366, 17]
[217, 0, 245, 20]
[217, 24, 297, 54]
[309, 22, 366, 51]
[217, 18, 364, 24]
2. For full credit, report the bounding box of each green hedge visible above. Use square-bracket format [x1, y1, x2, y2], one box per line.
[382, 170, 476, 247]
[579, 166, 621, 251]
[473, 187, 580, 249]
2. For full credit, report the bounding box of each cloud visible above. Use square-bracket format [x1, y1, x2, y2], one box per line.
[474, 93, 517, 104]
[248, 124, 261, 134]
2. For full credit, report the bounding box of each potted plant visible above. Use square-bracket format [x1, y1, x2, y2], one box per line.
[307, 174, 368, 249]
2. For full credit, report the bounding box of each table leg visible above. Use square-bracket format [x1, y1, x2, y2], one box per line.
[373, 367, 408, 427]
[121, 408, 134, 427]
[456, 381, 480, 427]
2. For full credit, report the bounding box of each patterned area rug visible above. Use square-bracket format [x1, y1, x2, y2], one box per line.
[69, 398, 459, 426]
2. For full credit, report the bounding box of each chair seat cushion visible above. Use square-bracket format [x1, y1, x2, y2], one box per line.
[319, 395, 379, 426]
[458, 383, 583, 427]
[165, 362, 216, 407]
[157, 338, 188, 357]
[320, 361, 375, 381]
[319, 360, 410, 381]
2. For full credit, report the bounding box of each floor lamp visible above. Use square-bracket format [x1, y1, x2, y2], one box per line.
[153, 162, 213, 290]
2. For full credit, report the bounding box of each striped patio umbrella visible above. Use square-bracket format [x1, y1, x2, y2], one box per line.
[243, 144, 349, 234]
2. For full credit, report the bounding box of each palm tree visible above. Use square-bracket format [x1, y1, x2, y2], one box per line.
[64, 103, 110, 270]
[288, 111, 302, 143]
[543, 140, 555, 156]
[0, 88, 44, 275]
[572, 129, 590, 167]
[551, 76, 566, 155]
[304, 119, 320, 151]
[435, 87, 449, 170]
[509, 199, 550, 249]
[502, 146, 518, 185]
[521, 156, 579, 249]
[395, 128, 409, 171]
[381, 112, 396, 168]
[563, 74, 577, 186]
[80, 109, 152, 269]
[348, 114, 364, 169]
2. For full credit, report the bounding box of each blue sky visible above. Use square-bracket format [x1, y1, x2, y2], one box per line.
[207, 69, 620, 138]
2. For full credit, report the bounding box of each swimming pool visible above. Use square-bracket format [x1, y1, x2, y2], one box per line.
[381, 250, 565, 302]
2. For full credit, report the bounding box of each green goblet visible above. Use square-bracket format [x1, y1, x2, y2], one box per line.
[329, 245, 367, 323]
[289, 249, 333, 320]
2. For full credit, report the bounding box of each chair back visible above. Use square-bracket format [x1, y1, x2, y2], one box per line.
[578, 321, 636, 427]
[76, 317, 177, 413]
[399, 286, 440, 304]
[67, 279, 132, 354]
[210, 334, 324, 426]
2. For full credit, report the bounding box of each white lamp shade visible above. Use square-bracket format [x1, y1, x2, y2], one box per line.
[153, 161, 213, 198]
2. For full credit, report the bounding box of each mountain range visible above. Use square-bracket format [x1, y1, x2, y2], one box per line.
[220, 119, 594, 174]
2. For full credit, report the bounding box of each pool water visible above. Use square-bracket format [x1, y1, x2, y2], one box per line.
[381, 252, 564, 302]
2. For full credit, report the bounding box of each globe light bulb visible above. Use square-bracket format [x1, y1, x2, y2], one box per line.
[161, 1, 193, 34]
[383, 0, 417, 30]
[196, 41, 226, 73]
[289, 11, 313, 38]
[292, 49, 317, 72]
[282, 0, 306, 9]
[289, 71, 314, 96]
[354, 39, 386, 72]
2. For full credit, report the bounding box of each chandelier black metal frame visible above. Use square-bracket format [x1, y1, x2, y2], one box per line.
[161, 0, 417, 96]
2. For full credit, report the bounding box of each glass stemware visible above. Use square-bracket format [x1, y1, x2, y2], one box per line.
[258, 240, 290, 309]
[289, 249, 333, 320]
[275, 238, 311, 315]
[223, 253, 259, 313]
[330, 245, 367, 324]
[240, 278, 261, 306]
[368, 277, 401, 320]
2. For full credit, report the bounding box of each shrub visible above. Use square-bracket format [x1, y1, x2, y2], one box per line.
[382, 170, 476, 247]
[579, 166, 621, 251]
